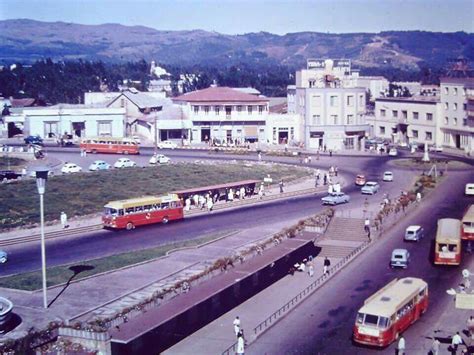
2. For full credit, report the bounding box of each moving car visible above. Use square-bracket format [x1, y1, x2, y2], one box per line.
[361, 181, 380, 195]
[388, 148, 398, 156]
[61, 163, 82, 174]
[114, 158, 137, 169]
[404, 225, 424, 242]
[390, 249, 410, 268]
[321, 192, 350, 205]
[429, 145, 443, 152]
[0, 250, 7, 264]
[466, 183, 474, 196]
[382, 171, 394, 182]
[24, 135, 44, 145]
[355, 175, 366, 186]
[149, 154, 171, 165]
[89, 160, 111, 171]
[0, 170, 22, 182]
[157, 140, 178, 149]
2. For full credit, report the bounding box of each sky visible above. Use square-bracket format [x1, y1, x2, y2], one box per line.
[1, 0, 473, 35]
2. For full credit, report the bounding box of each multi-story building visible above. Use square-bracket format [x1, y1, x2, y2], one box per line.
[367, 96, 441, 147]
[290, 59, 369, 151]
[439, 77, 474, 153]
[173, 86, 269, 144]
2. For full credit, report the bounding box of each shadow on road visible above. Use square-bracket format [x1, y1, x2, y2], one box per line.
[48, 265, 94, 307]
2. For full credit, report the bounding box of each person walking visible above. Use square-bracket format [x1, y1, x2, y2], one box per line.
[397, 335, 406, 355]
[323, 174, 328, 185]
[279, 179, 284, 193]
[335, 166, 338, 176]
[308, 155, 312, 163]
[236, 331, 245, 355]
[206, 198, 213, 212]
[233, 316, 241, 336]
[467, 315, 474, 339]
[430, 338, 440, 355]
[451, 331, 463, 353]
[60, 211, 68, 229]
[323, 257, 330, 275]
[308, 263, 314, 277]
[258, 152, 262, 161]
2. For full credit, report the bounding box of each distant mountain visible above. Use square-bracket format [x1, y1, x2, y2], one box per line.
[1, 19, 472, 70]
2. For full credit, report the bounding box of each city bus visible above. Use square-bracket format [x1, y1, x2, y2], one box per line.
[353, 277, 428, 347]
[102, 194, 183, 230]
[434, 218, 462, 265]
[80, 137, 140, 155]
[461, 205, 474, 241]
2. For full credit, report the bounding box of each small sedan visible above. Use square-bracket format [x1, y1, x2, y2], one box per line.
[0, 250, 7, 264]
[114, 158, 137, 169]
[429, 145, 443, 153]
[390, 249, 410, 268]
[157, 140, 178, 149]
[61, 163, 82, 174]
[89, 160, 111, 171]
[382, 171, 394, 182]
[388, 148, 398, 156]
[321, 192, 350, 205]
[149, 154, 170, 165]
[361, 181, 380, 195]
[24, 135, 44, 145]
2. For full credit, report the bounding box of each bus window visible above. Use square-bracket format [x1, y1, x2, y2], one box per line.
[125, 207, 135, 214]
[161, 202, 170, 209]
[439, 244, 447, 252]
[378, 317, 389, 329]
[118, 209, 124, 216]
[135, 206, 143, 213]
[144, 204, 152, 211]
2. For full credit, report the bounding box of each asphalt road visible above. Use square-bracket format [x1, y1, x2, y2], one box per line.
[0, 150, 417, 276]
[247, 169, 474, 355]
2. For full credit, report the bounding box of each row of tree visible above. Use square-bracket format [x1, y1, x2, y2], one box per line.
[0, 59, 446, 105]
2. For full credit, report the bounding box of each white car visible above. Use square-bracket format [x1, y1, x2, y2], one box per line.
[383, 171, 394, 182]
[361, 181, 380, 195]
[157, 140, 178, 149]
[149, 154, 170, 165]
[61, 163, 82, 174]
[466, 183, 474, 196]
[429, 145, 444, 152]
[89, 160, 111, 171]
[388, 148, 398, 157]
[114, 158, 137, 169]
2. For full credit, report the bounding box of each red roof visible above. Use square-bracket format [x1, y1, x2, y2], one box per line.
[11, 98, 36, 107]
[173, 87, 268, 103]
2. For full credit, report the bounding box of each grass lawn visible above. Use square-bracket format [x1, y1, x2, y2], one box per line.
[0, 162, 310, 230]
[0, 230, 235, 291]
[0, 156, 27, 170]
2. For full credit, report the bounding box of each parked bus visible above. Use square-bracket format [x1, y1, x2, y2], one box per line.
[434, 218, 462, 265]
[353, 277, 428, 347]
[80, 137, 140, 155]
[461, 205, 474, 241]
[102, 194, 183, 230]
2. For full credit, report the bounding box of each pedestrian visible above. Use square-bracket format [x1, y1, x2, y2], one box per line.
[323, 174, 328, 185]
[324, 144, 327, 152]
[308, 263, 314, 277]
[206, 198, 213, 212]
[233, 316, 241, 336]
[397, 335, 406, 355]
[329, 149, 333, 157]
[308, 155, 312, 163]
[416, 192, 421, 203]
[184, 198, 191, 211]
[430, 338, 440, 355]
[60, 211, 69, 229]
[228, 188, 234, 202]
[279, 179, 284, 193]
[240, 186, 245, 200]
[236, 331, 245, 355]
[451, 331, 463, 353]
[335, 166, 338, 176]
[467, 315, 474, 339]
[323, 257, 331, 275]
[364, 218, 370, 234]
[258, 152, 262, 161]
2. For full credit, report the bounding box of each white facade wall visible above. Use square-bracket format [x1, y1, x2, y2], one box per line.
[266, 113, 302, 145]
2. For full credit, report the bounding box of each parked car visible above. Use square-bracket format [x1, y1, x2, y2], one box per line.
[429, 145, 444, 153]
[24, 135, 43, 145]
[390, 249, 410, 268]
[0, 250, 7, 264]
[0, 170, 22, 182]
[114, 158, 137, 169]
[355, 174, 366, 186]
[61, 163, 82, 174]
[361, 181, 380, 195]
[388, 148, 398, 156]
[89, 160, 111, 171]
[149, 154, 170, 165]
[404, 225, 424, 242]
[382, 171, 394, 182]
[321, 192, 350, 205]
[466, 183, 474, 196]
[157, 140, 178, 149]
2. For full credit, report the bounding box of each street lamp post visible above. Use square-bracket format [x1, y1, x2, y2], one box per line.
[35, 166, 49, 309]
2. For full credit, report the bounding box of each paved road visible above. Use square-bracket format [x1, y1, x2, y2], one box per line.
[248, 169, 474, 354]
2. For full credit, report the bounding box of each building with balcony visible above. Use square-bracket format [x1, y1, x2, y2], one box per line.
[173, 86, 269, 144]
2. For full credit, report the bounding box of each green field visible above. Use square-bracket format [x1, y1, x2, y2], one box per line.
[0, 162, 309, 230]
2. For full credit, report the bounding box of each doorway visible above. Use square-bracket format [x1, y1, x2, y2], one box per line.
[72, 122, 85, 138]
[201, 128, 210, 142]
[455, 134, 461, 149]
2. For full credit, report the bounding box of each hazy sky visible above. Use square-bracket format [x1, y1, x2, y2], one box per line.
[1, 0, 473, 34]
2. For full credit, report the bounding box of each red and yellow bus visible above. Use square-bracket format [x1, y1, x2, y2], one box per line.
[353, 277, 428, 347]
[102, 194, 183, 230]
[461, 205, 474, 241]
[434, 218, 462, 265]
[80, 137, 140, 155]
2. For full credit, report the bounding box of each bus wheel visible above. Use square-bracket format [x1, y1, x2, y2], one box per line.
[126, 222, 134, 230]
[162, 217, 169, 224]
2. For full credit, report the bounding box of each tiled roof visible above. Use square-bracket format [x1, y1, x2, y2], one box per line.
[108, 90, 165, 109]
[11, 98, 36, 107]
[173, 86, 268, 103]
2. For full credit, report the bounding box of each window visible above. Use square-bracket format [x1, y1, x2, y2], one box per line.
[380, 126, 385, 135]
[225, 106, 232, 116]
[359, 95, 364, 106]
[380, 109, 386, 117]
[444, 87, 449, 95]
[453, 117, 458, 126]
[204, 106, 210, 115]
[392, 110, 398, 118]
[426, 113, 433, 121]
[453, 103, 458, 111]
[444, 102, 449, 110]
[463, 118, 468, 126]
[330, 95, 338, 107]
[413, 112, 419, 119]
[313, 114, 321, 124]
[412, 130, 418, 139]
[444, 132, 450, 144]
[402, 110, 407, 119]
[290, 127, 294, 139]
[346, 95, 354, 106]
[237, 105, 242, 113]
[120, 98, 126, 108]
[258, 105, 264, 114]
[247, 106, 253, 114]
[454, 87, 458, 95]
[330, 114, 338, 125]
[193, 106, 199, 114]
[215, 106, 220, 115]
[425, 131, 432, 141]
[44, 121, 58, 138]
[444, 117, 449, 125]
[312, 95, 321, 107]
[272, 127, 277, 141]
[346, 114, 354, 124]
[97, 121, 112, 136]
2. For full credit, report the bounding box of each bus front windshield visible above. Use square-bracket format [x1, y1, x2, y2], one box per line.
[357, 313, 390, 329]
[103, 207, 118, 216]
